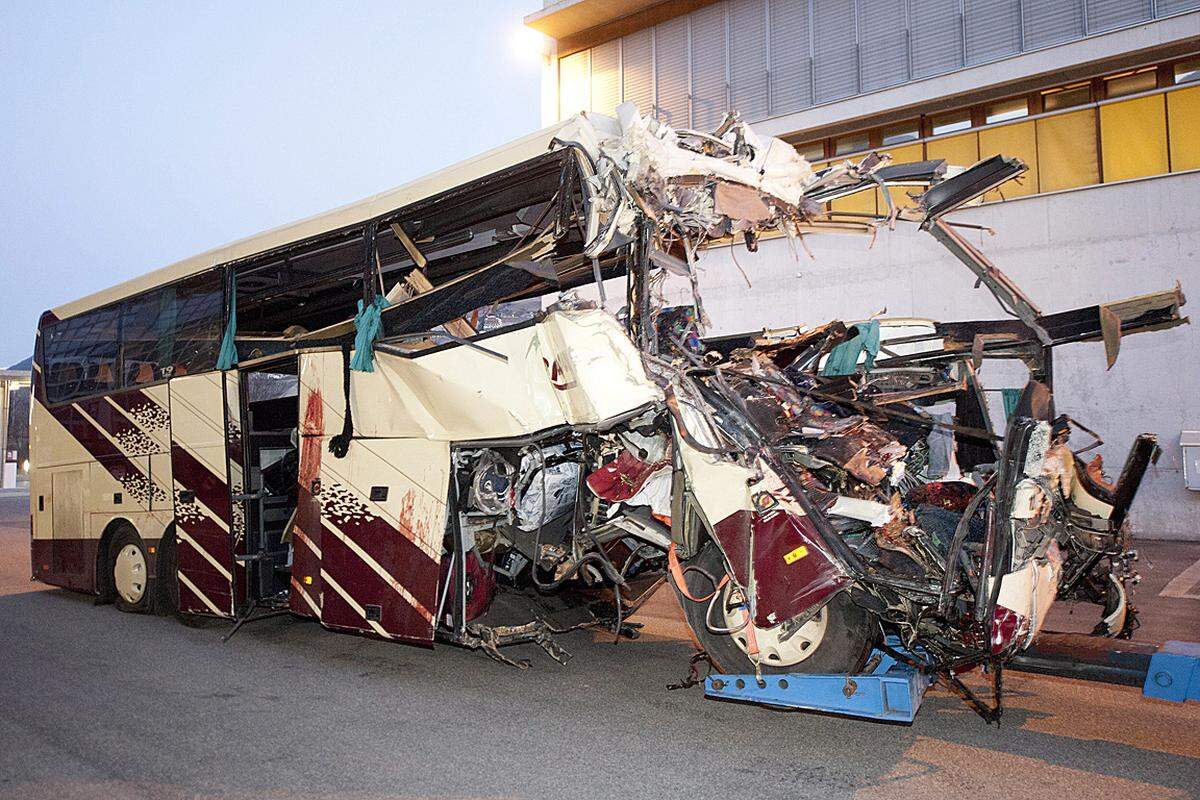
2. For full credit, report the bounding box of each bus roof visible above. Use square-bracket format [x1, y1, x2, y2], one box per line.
[51, 120, 572, 321]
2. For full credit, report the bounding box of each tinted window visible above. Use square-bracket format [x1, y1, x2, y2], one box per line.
[123, 271, 223, 384]
[121, 291, 170, 385]
[163, 271, 223, 378]
[43, 306, 121, 403]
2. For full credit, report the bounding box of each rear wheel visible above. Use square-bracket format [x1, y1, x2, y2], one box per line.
[109, 525, 154, 614]
[675, 541, 874, 675]
[154, 524, 180, 615]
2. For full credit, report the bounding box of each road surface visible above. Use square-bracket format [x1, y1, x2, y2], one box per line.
[1, 493, 1197, 800]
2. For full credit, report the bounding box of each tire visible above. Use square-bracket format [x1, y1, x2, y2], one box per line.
[154, 525, 180, 615]
[108, 524, 155, 614]
[674, 540, 874, 675]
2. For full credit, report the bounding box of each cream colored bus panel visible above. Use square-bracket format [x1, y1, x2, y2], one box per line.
[301, 311, 658, 443]
[535, 310, 662, 426]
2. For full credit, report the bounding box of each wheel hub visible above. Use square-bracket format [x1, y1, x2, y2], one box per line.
[721, 585, 828, 667]
[114, 543, 147, 604]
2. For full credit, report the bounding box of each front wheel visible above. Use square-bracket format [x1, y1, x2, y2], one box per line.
[674, 541, 874, 675]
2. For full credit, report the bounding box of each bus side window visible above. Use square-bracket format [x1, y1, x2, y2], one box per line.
[42, 306, 120, 404]
[121, 289, 168, 386]
[168, 271, 222, 378]
[119, 270, 223, 388]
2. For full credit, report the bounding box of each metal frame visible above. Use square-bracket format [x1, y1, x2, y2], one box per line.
[705, 638, 934, 723]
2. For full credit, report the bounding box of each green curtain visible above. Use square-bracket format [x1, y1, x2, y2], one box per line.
[216, 272, 238, 370]
[821, 320, 881, 377]
[1001, 387, 1021, 419]
[349, 295, 391, 372]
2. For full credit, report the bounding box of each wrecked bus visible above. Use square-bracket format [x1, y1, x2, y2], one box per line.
[30, 105, 1186, 716]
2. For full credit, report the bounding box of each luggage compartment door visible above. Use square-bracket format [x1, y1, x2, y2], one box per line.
[294, 352, 448, 644]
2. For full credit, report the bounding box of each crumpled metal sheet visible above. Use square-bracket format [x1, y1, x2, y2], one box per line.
[555, 102, 819, 258]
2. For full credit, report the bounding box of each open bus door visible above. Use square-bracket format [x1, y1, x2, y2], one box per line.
[292, 350, 448, 644]
[168, 371, 241, 617]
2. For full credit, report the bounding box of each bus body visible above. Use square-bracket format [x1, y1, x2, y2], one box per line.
[30, 106, 1184, 703]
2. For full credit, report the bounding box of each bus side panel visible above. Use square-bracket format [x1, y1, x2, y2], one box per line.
[169, 373, 236, 617]
[103, 385, 176, 567]
[30, 386, 172, 592]
[29, 397, 97, 591]
[297, 352, 448, 644]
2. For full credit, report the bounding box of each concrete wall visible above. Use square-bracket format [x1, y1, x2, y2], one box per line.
[675, 171, 1200, 540]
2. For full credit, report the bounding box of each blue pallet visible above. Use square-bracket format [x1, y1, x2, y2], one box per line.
[704, 643, 933, 723]
[1143, 641, 1200, 703]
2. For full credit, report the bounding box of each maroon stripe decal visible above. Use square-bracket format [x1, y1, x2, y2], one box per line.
[171, 445, 232, 526]
[106, 387, 161, 415]
[48, 404, 151, 510]
[331, 512, 441, 606]
[320, 526, 433, 637]
[288, 488, 324, 618]
[51, 403, 129, 465]
[75, 395, 167, 458]
[175, 539, 234, 599]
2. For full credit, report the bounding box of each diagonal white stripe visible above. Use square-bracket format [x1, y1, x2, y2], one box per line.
[320, 569, 391, 638]
[177, 571, 226, 615]
[293, 527, 322, 560]
[317, 458, 440, 561]
[321, 517, 434, 623]
[176, 529, 233, 582]
[72, 402, 151, 477]
[290, 577, 322, 616]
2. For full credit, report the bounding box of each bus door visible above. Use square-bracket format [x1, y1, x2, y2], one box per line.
[168, 371, 240, 617]
[293, 350, 448, 644]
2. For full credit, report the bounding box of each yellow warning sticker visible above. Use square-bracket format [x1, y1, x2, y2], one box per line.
[783, 545, 809, 565]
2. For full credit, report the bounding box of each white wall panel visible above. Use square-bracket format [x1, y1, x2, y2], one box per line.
[690, 3, 729, 130]
[730, 0, 769, 121]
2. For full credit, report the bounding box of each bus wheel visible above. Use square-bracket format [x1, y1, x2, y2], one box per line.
[109, 525, 155, 614]
[675, 541, 874, 675]
[154, 525, 180, 615]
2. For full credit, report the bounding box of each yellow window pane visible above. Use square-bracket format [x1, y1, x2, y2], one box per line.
[831, 189, 877, 216]
[979, 120, 1038, 199]
[1100, 94, 1169, 182]
[558, 50, 590, 119]
[1036, 109, 1099, 192]
[879, 143, 924, 210]
[926, 132, 979, 170]
[1168, 85, 1200, 172]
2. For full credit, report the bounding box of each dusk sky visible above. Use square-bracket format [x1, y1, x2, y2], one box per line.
[0, 1, 544, 367]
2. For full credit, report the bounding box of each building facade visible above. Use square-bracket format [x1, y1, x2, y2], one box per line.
[1, 361, 31, 490]
[526, 0, 1200, 539]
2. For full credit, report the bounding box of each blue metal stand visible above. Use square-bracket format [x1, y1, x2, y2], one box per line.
[1143, 640, 1200, 703]
[704, 639, 933, 723]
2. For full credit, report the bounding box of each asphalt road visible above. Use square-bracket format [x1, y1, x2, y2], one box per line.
[1, 493, 1198, 800]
